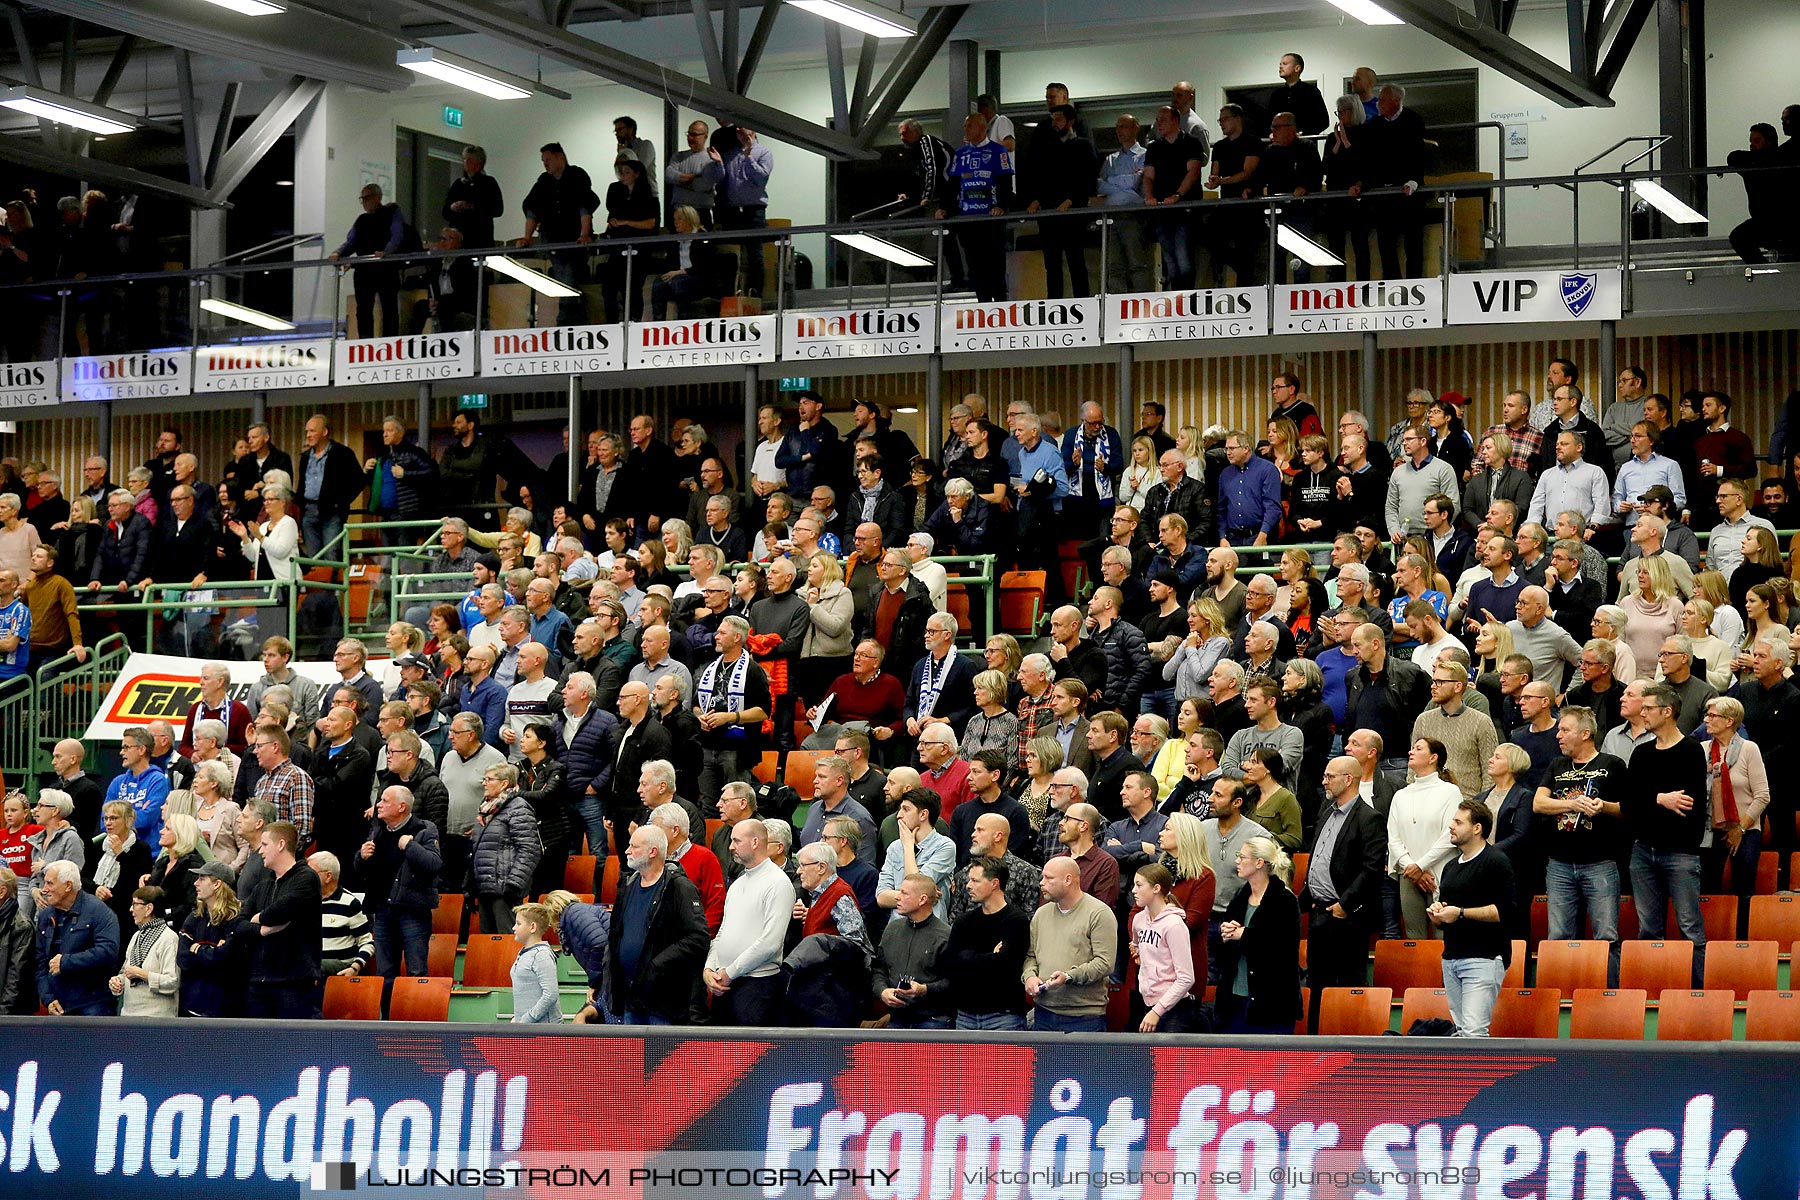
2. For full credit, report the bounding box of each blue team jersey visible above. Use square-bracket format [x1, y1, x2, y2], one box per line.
[948, 140, 1013, 215]
[0, 598, 28, 676]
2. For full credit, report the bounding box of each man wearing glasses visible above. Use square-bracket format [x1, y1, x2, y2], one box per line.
[1532, 703, 1625, 944]
[1654, 635, 1718, 735]
[1214, 429, 1282, 548]
[1564, 639, 1624, 738]
[1412, 663, 1498, 802]
[1385, 422, 1460, 546]
[328, 184, 407, 339]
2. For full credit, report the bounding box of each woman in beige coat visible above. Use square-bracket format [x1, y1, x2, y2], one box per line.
[1700, 696, 1770, 900]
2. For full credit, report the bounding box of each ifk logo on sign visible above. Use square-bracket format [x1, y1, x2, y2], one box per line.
[1559, 272, 1598, 318]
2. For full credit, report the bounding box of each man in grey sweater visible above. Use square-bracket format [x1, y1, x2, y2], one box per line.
[1022, 856, 1117, 1032]
[1385, 425, 1460, 543]
[1505, 587, 1584, 693]
[1220, 675, 1305, 782]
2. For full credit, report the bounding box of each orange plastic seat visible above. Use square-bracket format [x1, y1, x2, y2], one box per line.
[1569, 988, 1647, 1040]
[427, 933, 458, 979]
[388, 976, 452, 1022]
[1619, 940, 1694, 996]
[431, 893, 464, 937]
[322, 975, 383, 1021]
[564, 854, 599, 895]
[1748, 895, 1800, 951]
[1654, 989, 1735, 1041]
[1535, 940, 1609, 993]
[1400, 987, 1451, 1028]
[460, 934, 519, 988]
[1490, 988, 1561, 1038]
[1373, 939, 1444, 994]
[1744, 990, 1800, 1041]
[1316, 986, 1392, 1036]
[1701, 940, 1779, 998]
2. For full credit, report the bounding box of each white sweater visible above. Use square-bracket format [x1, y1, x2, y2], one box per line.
[1387, 773, 1462, 889]
[705, 857, 794, 980]
[116, 924, 180, 1017]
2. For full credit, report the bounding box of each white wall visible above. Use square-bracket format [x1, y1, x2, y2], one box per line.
[294, 0, 1800, 266]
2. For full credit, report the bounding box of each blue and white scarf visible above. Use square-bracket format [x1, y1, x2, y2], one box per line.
[697, 652, 751, 736]
[917, 650, 956, 719]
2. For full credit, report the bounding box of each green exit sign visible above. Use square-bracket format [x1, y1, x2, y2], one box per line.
[778, 377, 812, 392]
[443, 105, 464, 129]
[458, 393, 488, 410]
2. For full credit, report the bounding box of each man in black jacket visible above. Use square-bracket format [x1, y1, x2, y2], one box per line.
[610, 682, 672, 856]
[310, 705, 375, 867]
[1023, 105, 1099, 298]
[1354, 83, 1429, 280]
[442, 145, 504, 248]
[296, 414, 366, 559]
[377, 731, 449, 831]
[1265, 53, 1331, 136]
[1046, 604, 1108, 702]
[521, 141, 598, 326]
[246, 822, 323, 1019]
[554, 671, 620, 868]
[359, 782, 443, 983]
[1344, 622, 1429, 775]
[328, 183, 407, 338]
[233, 423, 294, 508]
[1303, 757, 1388, 1017]
[1140, 450, 1209, 543]
[857, 550, 934, 682]
[619, 413, 682, 543]
[152, 484, 217, 654]
[606, 825, 710, 1024]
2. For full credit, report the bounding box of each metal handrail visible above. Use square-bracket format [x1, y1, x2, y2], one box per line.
[1570, 135, 1670, 269]
[209, 233, 324, 267]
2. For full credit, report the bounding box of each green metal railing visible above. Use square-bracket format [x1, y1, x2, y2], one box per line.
[0, 634, 132, 797]
[78, 580, 298, 648]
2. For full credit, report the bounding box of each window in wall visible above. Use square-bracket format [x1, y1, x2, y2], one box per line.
[396, 128, 467, 246]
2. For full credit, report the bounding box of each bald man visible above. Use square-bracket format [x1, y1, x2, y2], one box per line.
[1505, 586, 1584, 693]
[1022, 855, 1117, 1032]
[309, 704, 375, 866]
[1060, 401, 1125, 537]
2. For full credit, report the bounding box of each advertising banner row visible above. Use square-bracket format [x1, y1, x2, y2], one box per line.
[0, 1020, 1785, 1197]
[2, 268, 1623, 411]
[81, 652, 389, 741]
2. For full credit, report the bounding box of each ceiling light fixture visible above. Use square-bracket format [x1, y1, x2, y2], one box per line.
[200, 298, 296, 331]
[830, 232, 934, 268]
[396, 47, 533, 100]
[1277, 224, 1344, 268]
[195, 0, 287, 14]
[1321, 0, 1403, 25]
[482, 255, 581, 297]
[788, 0, 917, 39]
[1631, 179, 1708, 224]
[0, 86, 139, 135]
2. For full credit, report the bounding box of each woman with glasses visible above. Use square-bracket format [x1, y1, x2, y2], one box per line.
[109, 885, 179, 1017]
[1700, 697, 1769, 902]
[1015, 737, 1063, 834]
[1589, 605, 1637, 686]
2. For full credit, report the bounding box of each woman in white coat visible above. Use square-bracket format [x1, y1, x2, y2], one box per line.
[1388, 737, 1463, 939]
[230, 483, 300, 638]
[110, 885, 180, 1017]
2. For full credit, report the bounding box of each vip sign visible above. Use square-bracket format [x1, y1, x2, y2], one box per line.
[780, 306, 935, 360]
[61, 350, 192, 402]
[481, 323, 625, 377]
[1275, 279, 1444, 334]
[193, 340, 333, 392]
[1103, 288, 1267, 343]
[1447, 268, 1624, 325]
[0, 360, 58, 409]
[940, 298, 1101, 353]
[626, 315, 777, 369]
[332, 332, 474, 385]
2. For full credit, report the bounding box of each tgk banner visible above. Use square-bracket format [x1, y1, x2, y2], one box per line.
[0, 1022, 1789, 1197]
[1103, 288, 1268, 343]
[82, 652, 388, 740]
[780, 306, 936, 360]
[1446, 268, 1625, 325]
[939, 298, 1102, 353]
[481, 324, 626, 378]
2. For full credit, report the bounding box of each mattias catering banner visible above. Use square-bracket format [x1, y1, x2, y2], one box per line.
[82, 652, 388, 740]
[0, 1020, 1788, 1197]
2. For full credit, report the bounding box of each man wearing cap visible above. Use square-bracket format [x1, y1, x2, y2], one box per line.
[1615, 513, 1696, 602]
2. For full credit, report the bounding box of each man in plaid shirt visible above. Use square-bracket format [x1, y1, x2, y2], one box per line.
[1483, 390, 1544, 474]
[1012, 653, 1056, 788]
[251, 722, 316, 848]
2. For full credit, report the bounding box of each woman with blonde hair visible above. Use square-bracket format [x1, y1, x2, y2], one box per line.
[1153, 812, 1215, 989]
[1675, 598, 1733, 691]
[1590, 605, 1637, 684]
[1176, 425, 1204, 478]
[177, 861, 250, 1017]
[1472, 620, 1515, 712]
[1119, 435, 1159, 511]
[1015, 737, 1062, 832]
[961, 670, 1020, 775]
[1213, 833, 1299, 1034]
[144, 812, 206, 929]
[1620, 555, 1681, 681]
[1272, 548, 1314, 621]
[800, 550, 854, 703]
[1164, 595, 1230, 701]
[1692, 570, 1744, 649]
[1700, 696, 1770, 902]
[659, 518, 694, 566]
[190, 760, 241, 862]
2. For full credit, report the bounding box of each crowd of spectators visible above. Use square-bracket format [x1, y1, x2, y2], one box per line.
[7, 358, 1800, 1039]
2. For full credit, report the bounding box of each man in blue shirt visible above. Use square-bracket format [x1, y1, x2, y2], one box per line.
[943, 113, 1014, 302]
[1098, 114, 1152, 294]
[1011, 412, 1071, 603]
[1215, 429, 1282, 546]
[1612, 423, 1686, 533]
[106, 726, 171, 847]
[0, 568, 29, 680]
[712, 125, 775, 296]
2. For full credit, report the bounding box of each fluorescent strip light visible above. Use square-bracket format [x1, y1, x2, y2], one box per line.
[482, 255, 581, 298]
[397, 47, 532, 101]
[1631, 179, 1708, 224]
[788, 0, 917, 39]
[201, 298, 296, 331]
[1321, 0, 1403, 24]
[0, 87, 137, 135]
[830, 232, 934, 268]
[1277, 224, 1344, 268]
[196, 0, 287, 14]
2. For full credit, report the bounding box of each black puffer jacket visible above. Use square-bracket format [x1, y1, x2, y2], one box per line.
[0, 900, 35, 1015]
[468, 791, 542, 898]
[603, 862, 710, 1023]
[517, 756, 570, 850]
